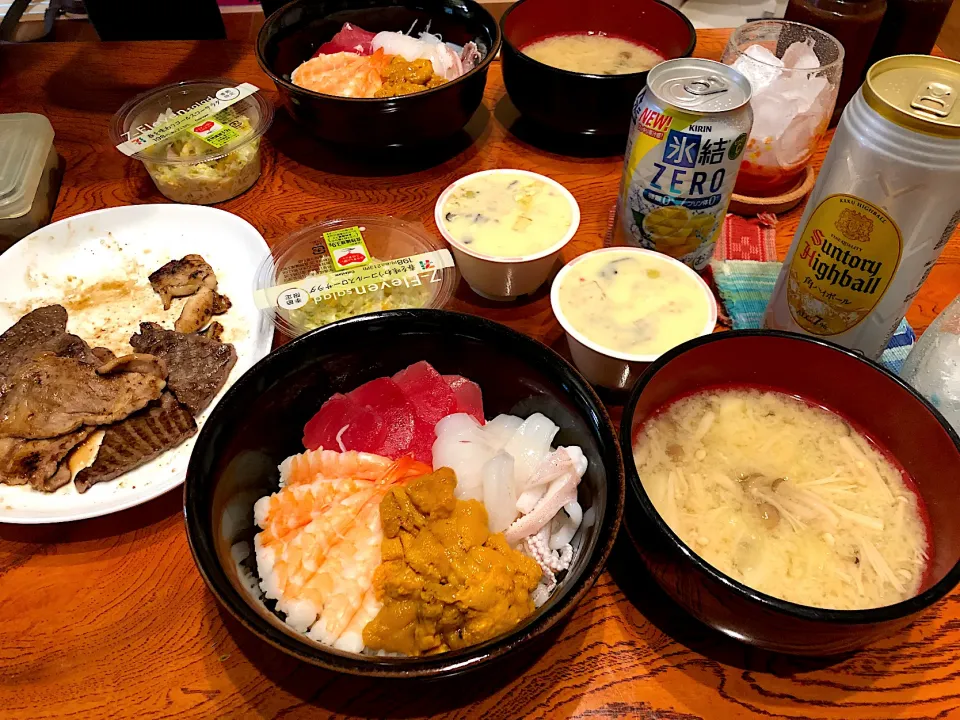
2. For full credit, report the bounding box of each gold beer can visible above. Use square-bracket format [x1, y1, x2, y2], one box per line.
[765, 55, 960, 358]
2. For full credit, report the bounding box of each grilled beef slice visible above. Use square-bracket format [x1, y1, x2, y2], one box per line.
[0, 428, 93, 492]
[129, 322, 236, 416]
[148, 255, 217, 311]
[0, 305, 96, 380]
[0, 352, 165, 439]
[75, 392, 196, 493]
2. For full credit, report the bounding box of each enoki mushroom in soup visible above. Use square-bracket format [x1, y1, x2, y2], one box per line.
[633, 387, 930, 610]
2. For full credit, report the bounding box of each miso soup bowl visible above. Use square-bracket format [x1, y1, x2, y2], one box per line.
[434, 169, 580, 301]
[621, 330, 960, 656]
[185, 309, 624, 677]
[550, 247, 717, 391]
[501, 0, 696, 136]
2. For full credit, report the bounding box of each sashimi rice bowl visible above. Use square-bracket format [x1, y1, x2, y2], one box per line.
[185, 311, 623, 675]
[256, 0, 501, 146]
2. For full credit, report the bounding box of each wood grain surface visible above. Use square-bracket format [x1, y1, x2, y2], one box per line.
[1, 30, 959, 720]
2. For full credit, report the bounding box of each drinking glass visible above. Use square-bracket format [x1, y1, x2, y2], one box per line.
[721, 21, 844, 198]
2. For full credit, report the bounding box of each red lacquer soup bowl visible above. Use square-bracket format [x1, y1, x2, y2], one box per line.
[500, 0, 696, 136]
[620, 330, 960, 655]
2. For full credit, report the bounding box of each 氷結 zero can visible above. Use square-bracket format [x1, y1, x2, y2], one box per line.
[614, 58, 753, 270]
[765, 55, 960, 359]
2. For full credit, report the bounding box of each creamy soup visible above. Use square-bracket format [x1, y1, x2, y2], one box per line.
[441, 173, 574, 257]
[521, 33, 664, 75]
[634, 388, 930, 610]
[557, 250, 710, 356]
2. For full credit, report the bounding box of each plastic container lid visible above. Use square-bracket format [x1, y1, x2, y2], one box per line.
[0, 113, 55, 220]
[108, 78, 273, 165]
[254, 217, 459, 337]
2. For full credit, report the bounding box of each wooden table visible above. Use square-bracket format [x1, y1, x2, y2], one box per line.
[2, 30, 960, 720]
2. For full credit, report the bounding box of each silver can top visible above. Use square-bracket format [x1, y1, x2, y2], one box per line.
[648, 59, 752, 113]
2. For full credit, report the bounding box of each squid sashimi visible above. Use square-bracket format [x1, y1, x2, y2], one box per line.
[291, 49, 389, 98]
[313, 22, 376, 56]
[254, 451, 429, 639]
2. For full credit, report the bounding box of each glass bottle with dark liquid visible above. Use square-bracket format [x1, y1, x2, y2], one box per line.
[784, 0, 887, 125]
[869, 0, 953, 64]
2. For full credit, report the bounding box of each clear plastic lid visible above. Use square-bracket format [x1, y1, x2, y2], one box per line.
[254, 217, 459, 337]
[108, 78, 273, 165]
[0, 114, 55, 220]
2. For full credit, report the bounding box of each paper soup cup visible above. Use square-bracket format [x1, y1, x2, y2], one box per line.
[435, 169, 580, 300]
[550, 247, 717, 390]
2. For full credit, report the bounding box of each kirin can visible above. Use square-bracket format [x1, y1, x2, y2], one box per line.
[614, 58, 753, 270]
[764, 55, 960, 359]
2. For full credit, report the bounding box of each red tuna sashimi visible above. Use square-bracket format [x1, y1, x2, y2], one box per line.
[444, 375, 485, 424]
[313, 23, 376, 57]
[405, 416, 437, 465]
[302, 393, 386, 452]
[349, 378, 416, 458]
[393, 361, 459, 428]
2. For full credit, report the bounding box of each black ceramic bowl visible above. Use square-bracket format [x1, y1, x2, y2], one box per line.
[257, 0, 501, 147]
[501, 0, 695, 136]
[185, 310, 624, 677]
[621, 330, 960, 656]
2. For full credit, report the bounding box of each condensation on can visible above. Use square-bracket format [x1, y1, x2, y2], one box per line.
[614, 59, 754, 271]
[764, 55, 960, 359]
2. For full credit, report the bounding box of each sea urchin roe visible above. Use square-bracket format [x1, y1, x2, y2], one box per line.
[375, 57, 447, 97]
[557, 250, 712, 356]
[362, 468, 542, 655]
[441, 173, 574, 257]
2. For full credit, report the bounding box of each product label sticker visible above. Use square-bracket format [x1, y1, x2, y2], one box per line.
[190, 118, 241, 149]
[254, 249, 455, 310]
[786, 193, 903, 336]
[322, 226, 372, 269]
[115, 82, 259, 156]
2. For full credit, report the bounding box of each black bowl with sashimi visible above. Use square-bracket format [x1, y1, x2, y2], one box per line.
[257, 0, 501, 147]
[184, 309, 624, 677]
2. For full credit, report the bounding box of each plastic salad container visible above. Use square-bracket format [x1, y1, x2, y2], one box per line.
[254, 217, 459, 337]
[109, 79, 273, 205]
[0, 113, 59, 253]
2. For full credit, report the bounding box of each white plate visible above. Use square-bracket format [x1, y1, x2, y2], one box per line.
[0, 204, 273, 524]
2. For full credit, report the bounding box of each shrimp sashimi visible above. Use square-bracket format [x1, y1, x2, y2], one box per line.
[291, 49, 389, 98]
[307, 496, 385, 645]
[279, 447, 397, 486]
[254, 449, 430, 647]
[334, 586, 381, 653]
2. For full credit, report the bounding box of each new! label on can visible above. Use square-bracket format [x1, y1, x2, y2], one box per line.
[614, 59, 753, 270]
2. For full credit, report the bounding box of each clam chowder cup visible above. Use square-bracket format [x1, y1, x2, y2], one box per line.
[434, 169, 580, 300]
[550, 247, 718, 390]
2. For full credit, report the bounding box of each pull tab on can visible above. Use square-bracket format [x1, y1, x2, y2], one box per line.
[683, 75, 730, 98]
[911, 80, 956, 119]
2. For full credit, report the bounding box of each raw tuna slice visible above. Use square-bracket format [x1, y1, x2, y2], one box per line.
[302, 393, 385, 452]
[406, 416, 436, 465]
[444, 375, 485, 424]
[350, 378, 415, 458]
[393, 361, 458, 427]
[313, 23, 376, 57]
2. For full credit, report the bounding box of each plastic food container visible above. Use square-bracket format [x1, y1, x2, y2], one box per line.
[109, 79, 273, 205]
[434, 169, 580, 300]
[254, 217, 459, 337]
[0, 113, 59, 253]
[551, 247, 717, 390]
